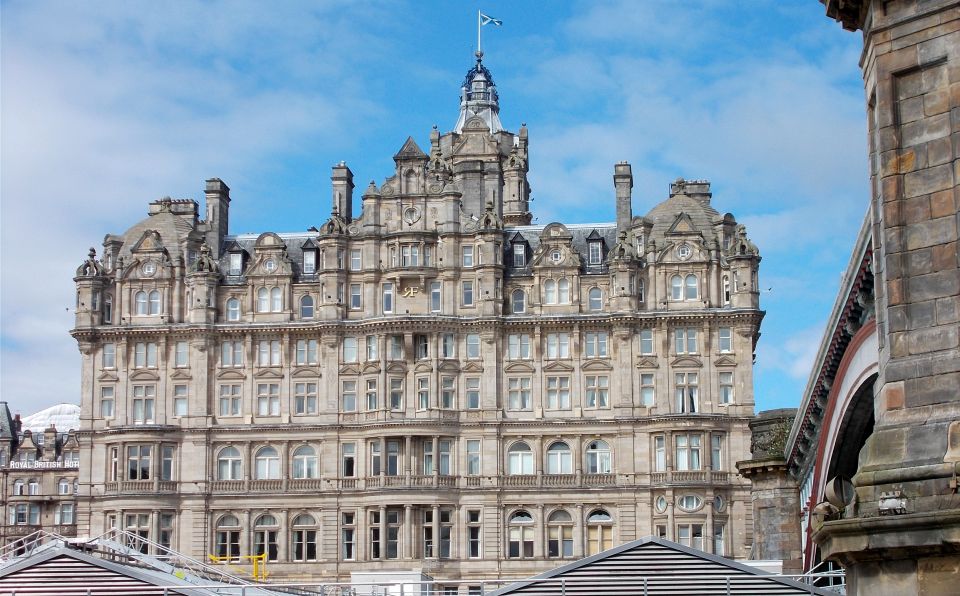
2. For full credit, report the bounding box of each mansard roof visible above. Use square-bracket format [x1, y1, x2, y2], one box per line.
[645, 192, 721, 245]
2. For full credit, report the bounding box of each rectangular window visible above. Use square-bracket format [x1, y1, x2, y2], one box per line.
[229, 252, 242, 275]
[132, 385, 155, 424]
[467, 513, 483, 560]
[719, 371, 734, 404]
[389, 378, 403, 410]
[342, 444, 356, 477]
[343, 337, 358, 363]
[220, 341, 243, 367]
[507, 377, 531, 410]
[365, 379, 378, 410]
[422, 440, 434, 475]
[430, 282, 441, 312]
[302, 251, 316, 274]
[548, 523, 574, 558]
[126, 445, 151, 480]
[512, 243, 526, 267]
[589, 241, 602, 265]
[585, 375, 609, 408]
[258, 340, 281, 366]
[462, 281, 474, 306]
[366, 335, 378, 361]
[161, 445, 174, 481]
[675, 372, 699, 413]
[466, 440, 481, 475]
[584, 332, 608, 358]
[466, 334, 480, 358]
[370, 442, 382, 476]
[415, 334, 429, 360]
[349, 284, 362, 310]
[295, 382, 318, 415]
[257, 383, 280, 416]
[465, 377, 480, 409]
[174, 341, 188, 367]
[370, 510, 382, 559]
[389, 335, 403, 360]
[336, 249, 345, 269]
[677, 523, 704, 550]
[719, 327, 732, 352]
[219, 384, 241, 416]
[654, 435, 666, 471]
[675, 434, 702, 471]
[349, 249, 361, 271]
[546, 333, 570, 359]
[336, 282, 344, 303]
[382, 282, 394, 314]
[441, 377, 455, 409]
[640, 373, 655, 406]
[714, 524, 725, 556]
[134, 342, 157, 368]
[507, 334, 530, 359]
[417, 378, 430, 410]
[341, 512, 356, 560]
[675, 328, 698, 354]
[55, 503, 76, 525]
[102, 343, 116, 368]
[296, 339, 319, 365]
[173, 385, 188, 417]
[342, 380, 357, 412]
[640, 329, 654, 355]
[441, 333, 455, 358]
[546, 376, 571, 409]
[100, 386, 115, 418]
[711, 434, 723, 471]
[462, 245, 474, 267]
[386, 440, 400, 475]
[401, 244, 419, 267]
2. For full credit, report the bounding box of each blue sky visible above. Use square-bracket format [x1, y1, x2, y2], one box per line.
[0, 0, 868, 417]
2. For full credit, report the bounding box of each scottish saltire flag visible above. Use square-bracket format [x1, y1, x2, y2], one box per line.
[480, 13, 502, 26]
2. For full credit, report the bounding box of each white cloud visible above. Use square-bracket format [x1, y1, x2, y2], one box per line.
[756, 322, 828, 381]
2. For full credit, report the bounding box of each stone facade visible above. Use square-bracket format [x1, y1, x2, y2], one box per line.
[71, 56, 762, 583]
[818, 1, 960, 594]
[0, 403, 80, 548]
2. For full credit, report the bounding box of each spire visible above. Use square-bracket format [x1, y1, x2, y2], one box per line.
[454, 53, 504, 134]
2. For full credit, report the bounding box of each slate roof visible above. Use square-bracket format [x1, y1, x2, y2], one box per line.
[489, 536, 834, 596]
[0, 402, 16, 441]
[646, 192, 723, 245]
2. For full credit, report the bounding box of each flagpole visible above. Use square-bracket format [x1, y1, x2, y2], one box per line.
[477, 9, 482, 56]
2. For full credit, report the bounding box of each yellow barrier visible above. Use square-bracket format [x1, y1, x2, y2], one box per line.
[207, 553, 268, 580]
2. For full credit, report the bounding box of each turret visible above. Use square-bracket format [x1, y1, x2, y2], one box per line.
[74, 248, 108, 328]
[204, 178, 230, 258]
[454, 53, 503, 134]
[331, 162, 354, 222]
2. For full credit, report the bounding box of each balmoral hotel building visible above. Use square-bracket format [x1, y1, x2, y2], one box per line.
[71, 55, 763, 582]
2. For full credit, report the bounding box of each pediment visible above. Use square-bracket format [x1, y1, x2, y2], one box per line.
[97, 371, 119, 382]
[414, 362, 434, 373]
[670, 356, 703, 368]
[254, 368, 284, 379]
[339, 364, 360, 376]
[131, 230, 165, 253]
[504, 361, 536, 374]
[462, 361, 484, 373]
[713, 355, 737, 367]
[361, 363, 382, 375]
[542, 360, 574, 372]
[170, 369, 192, 380]
[129, 369, 160, 382]
[581, 359, 614, 371]
[394, 136, 427, 160]
[386, 362, 408, 374]
[248, 254, 292, 277]
[668, 213, 696, 234]
[217, 369, 246, 380]
[635, 357, 659, 369]
[255, 232, 285, 249]
[438, 360, 460, 373]
[292, 367, 320, 378]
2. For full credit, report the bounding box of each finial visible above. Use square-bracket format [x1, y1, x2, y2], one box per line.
[475, 50, 484, 62]
[88, 247, 97, 259]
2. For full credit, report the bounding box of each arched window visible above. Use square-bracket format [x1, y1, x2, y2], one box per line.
[670, 275, 683, 300]
[557, 278, 570, 304]
[27, 479, 39, 495]
[292, 513, 318, 561]
[546, 442, 572, 474]
[270, 287, 282, 312]
[543, 279, 557, 304]
[507, 442, 533, 475]
[684, 274, 698, 300]
[511, 289, 526, 314]
[217, 447, 242, 480]
[103, 294, 113, 324]
[585, 440, 611, 474]
[547, 510, 573, 558]
[226, 298, 240, 321]
[215, 515, 241, 561]
[588, 287, 602, 311]
[135, 291, 148, 315]
[257, 288, 269, 312]
[255, 447, 280, 479]
[253, 514, 279, 562]
[292, 445, 318, 479]
[13, 479, 24, 496]
[508, 511, 534, 558]
[58, 478, 70, 495]
[722, 275, 731, 305]
[300, 295, 314, 319]
[148, 290, 161, 315]
[586, 510, 614, 555]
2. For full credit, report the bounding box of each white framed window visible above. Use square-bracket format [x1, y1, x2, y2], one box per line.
[466, 333, 480, 358]
[349, 249, 361, 271]
[336, 249, 345, 269]
[512, 243, 526, 267]
[343, 337, 358, 363]
[441, 333, 455, 358]
[676, 523, 704, 550]
[640, 373, 655, 406]
[507, 443, 533, 475]
[465, 377, 480, 409]
[302, 251, 316, 274]
[674, 328, 698, 354]
[401, 244, 420, 267]
[349, 284, 361, 310]
[466, 440, 481, 475]
[102, 342, 116, 368]
[441, 377, 455, 408]
[258, 340, 281, 366]
[341, 443, 356, 477]
[588, 241, 602, 265]
[430, 282, 441, 312]
[585, 440, 611, 473]
[299, 295, 314, 319]
[543, 279, 557, 304]
[174, 341, 189, 367]
[547, 510, 574, 558]
[588, 287, 602, 311]
[415, 334, 429, 360]
[229, 253, 243, 275]
[677, 494, 704, 512]
[685, 274, 698, 300]
[546, 376, 571, 409]
[462, 281, 474, 307]
[508, 510, 534, 559]
[257, 383, 280, 416]
[558, 278, 570, 303]
[148, 290, 161, 315]
[718, 327, 732, 352]
[675, 434, 702, 470]
[132, 385, 155, 424]
[341, 512, 356, 560]
[295, 382, 318, 415]
[417, 377, 430, 410]
[257, 287, 269, 312]
[365, 379, 378, 410]
[719, 371, 734, 404]
[722, 275, 731, 305]
[507, 377, 531, 410]
[711, 434, 724, 471]
[126, 445, 151, 480]
[670, 275, 683, 300]
[341, 380, 357, 412]
[675, 372, 699, 413]
[219, 384, 241, 416]
[270, 287, 282, 312]
[714, 523, 725, 555]
[462, 245, 474, 268]
[584, 332, 608, 358]
[100, 386, 115, 418]
[255, 447, 280, 479]
[546, 442, 572, 474]
[173, 384, 188, 416]
[654, 435, 666, 471]
[638, 278, 645, 302]
[586, 510, 613, 555]
[640, 329, 654, 354]
[227, 297, 241, 321]
[296, 339, 319, 365]
[389, 378, 403, 410]
[507, 334, 530, 359]
[545, 332, 570, 359]
[382, 282, 394, 314]
[135, 291, 147, 315]
[221, 341, 243, 367]
[292, 514, 318, 562]
[134, 342, 157, 368]
[585, 375, 609, 408]
[54, 503, 75, 526]
[511, 289, 525, 313]
[292, 446, 318, 479]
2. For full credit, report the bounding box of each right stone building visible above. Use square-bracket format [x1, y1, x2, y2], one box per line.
[777, 1, 960, 594]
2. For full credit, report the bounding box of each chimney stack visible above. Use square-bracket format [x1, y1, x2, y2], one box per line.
[614, 161, 633, 236]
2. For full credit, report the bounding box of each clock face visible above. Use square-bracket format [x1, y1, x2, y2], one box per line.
[264, 259, 277, 272]
[141, 261, 157, 276]
[676, 244, 692, 260]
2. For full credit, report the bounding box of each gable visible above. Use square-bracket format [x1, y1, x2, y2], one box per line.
[0, 551, 186, 595]
[668, 212, 696, 234]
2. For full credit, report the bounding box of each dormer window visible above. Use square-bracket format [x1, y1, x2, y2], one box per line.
[512, 243, 526, 267]
[229, 253, 243, 276]
[589, 241, 602, 265]
[303, 251, 316, 274]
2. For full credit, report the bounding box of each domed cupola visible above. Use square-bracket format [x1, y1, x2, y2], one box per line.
[454, 52, 504, 134]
